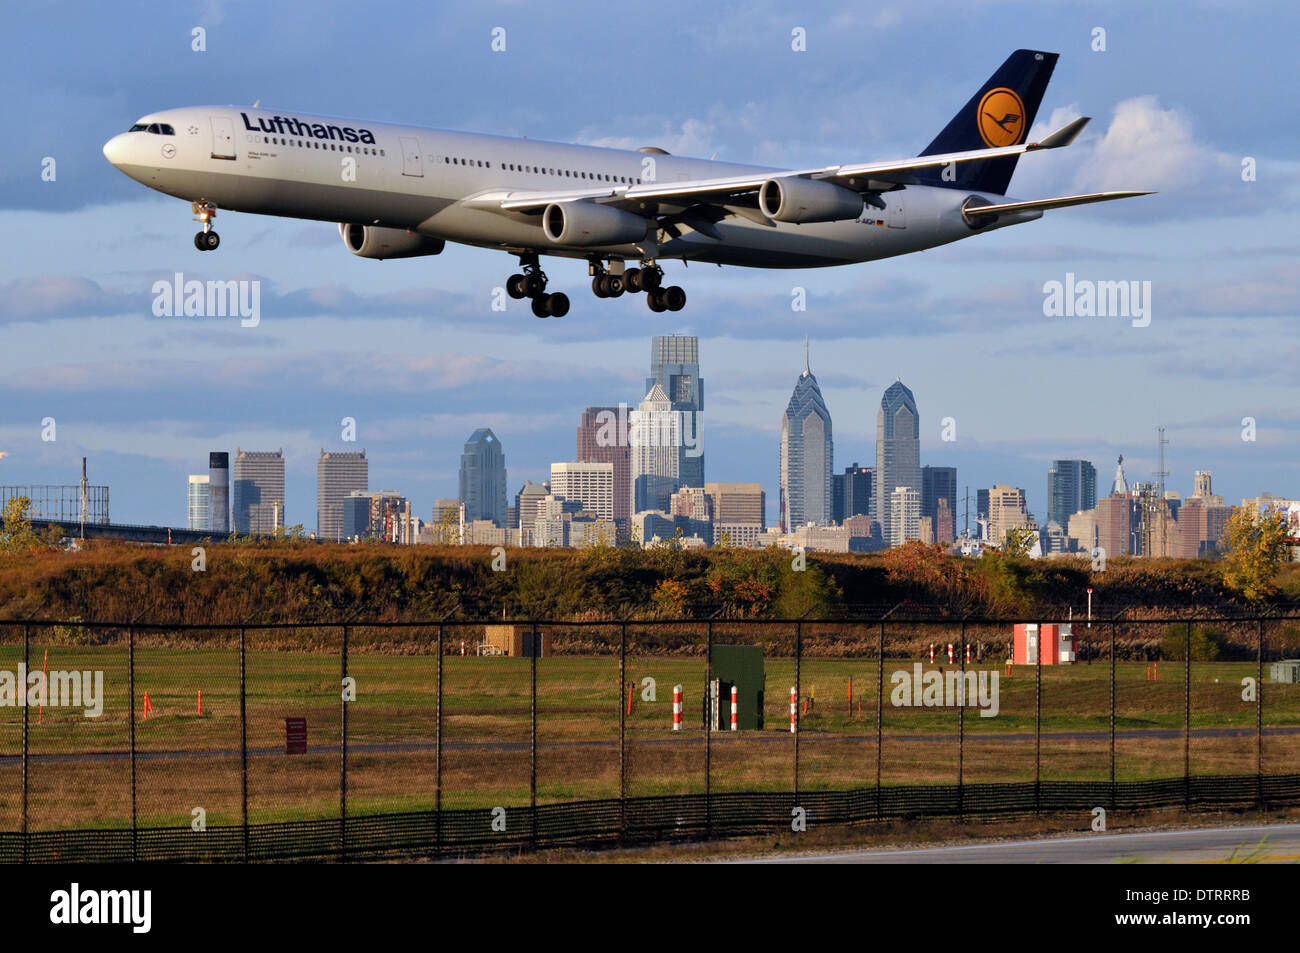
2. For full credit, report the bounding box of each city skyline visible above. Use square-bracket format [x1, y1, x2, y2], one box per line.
[3, 6, 1294, 538]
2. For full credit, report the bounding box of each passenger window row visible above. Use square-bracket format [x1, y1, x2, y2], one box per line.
[262, 136, 385, 157]
[444, 154, 641, 185]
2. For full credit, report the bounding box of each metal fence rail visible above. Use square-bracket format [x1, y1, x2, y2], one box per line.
[1, 613, 1298, 862]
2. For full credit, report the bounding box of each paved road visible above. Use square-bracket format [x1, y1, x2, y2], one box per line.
[2, 724, 1298, 765]
[741, 822, 1300, 864]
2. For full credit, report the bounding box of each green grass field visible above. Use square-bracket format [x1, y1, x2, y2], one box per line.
[1, 643, 1297, 831]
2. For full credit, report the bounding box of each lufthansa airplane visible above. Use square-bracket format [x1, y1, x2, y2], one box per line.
[103, 49, 1149, 318]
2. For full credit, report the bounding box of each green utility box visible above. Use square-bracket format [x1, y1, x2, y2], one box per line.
[709, 644, 765, 730]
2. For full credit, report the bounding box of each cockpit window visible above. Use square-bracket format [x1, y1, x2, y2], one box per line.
[129, 122, 176, 135]
[129, 123, 148, 132]
[159, 123, 175, 135]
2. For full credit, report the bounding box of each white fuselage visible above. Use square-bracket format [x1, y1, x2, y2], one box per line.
[103, 106, 1038, 268]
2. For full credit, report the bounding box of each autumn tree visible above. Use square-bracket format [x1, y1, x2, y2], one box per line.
[1221, 503, 1294, 602]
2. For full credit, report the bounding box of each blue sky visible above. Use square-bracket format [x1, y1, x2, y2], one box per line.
[1, 0, 1297, 529]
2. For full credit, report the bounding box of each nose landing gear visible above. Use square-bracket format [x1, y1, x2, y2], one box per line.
[192, 200, 219, 251]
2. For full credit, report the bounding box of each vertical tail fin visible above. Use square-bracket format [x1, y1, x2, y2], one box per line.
[914, 49, 1058, 195]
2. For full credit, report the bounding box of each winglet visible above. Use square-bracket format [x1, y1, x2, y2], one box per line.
[1031, 116, 1091, 150]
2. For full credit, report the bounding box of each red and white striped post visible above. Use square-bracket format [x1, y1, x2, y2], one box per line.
[730, 685, 738, 731]
[965, 643, 972, 664]
[929, 643, 935, 663]
[672, 684, 683, 731]
[789, 686, 797, 733]
[459, 641, 465, 657]
[947, 643, 954, 664]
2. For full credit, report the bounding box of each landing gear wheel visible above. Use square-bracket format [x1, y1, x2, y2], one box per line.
[663, 285, 686, 311]
[647, 289, 668, 313]
[524, 273, 547, 297]
[639, 267, 662, 293]
[532, 295, 551, 318]
[592, 276, 608, 299]
[195, 230, 219, 251]
[548, 292, 570, 317]
[604, 274, 624, 297]
[624, 267, 642, 293]
[507, 274, 528, 299]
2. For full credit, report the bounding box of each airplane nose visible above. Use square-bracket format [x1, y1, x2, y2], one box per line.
[102, 134, 128, 166]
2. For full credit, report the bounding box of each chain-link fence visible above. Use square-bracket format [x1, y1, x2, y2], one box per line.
[1, 614, 1298, 861]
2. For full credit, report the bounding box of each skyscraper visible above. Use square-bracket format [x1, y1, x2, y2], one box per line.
[577, 406, 631, 533]
[458, 429, 507, 527]
[550, 462, 615, 523]
[833, 464, 873, 524]
[1046, 459, 1097, 530]
[187, 475, 210, 531]
[889, 486, 921, 548]
[987, 484, 1032, 546]
[629, 383, 681, 513]
[779, 341, 833, 531]
[317, 449, 368, 541]
[208, 452, 229, 534]
[706, 482, 765, 548]
[233, 448, 286, 535]
[922, 465, 957, 544]
[875, 381, 920, 547]
[647, 335, 704, 487]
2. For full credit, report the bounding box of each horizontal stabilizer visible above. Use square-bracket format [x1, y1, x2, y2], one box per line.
[962, 190, 1154, 223]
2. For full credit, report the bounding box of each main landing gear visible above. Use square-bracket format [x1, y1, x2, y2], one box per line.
[506, 253, 569, 318]
[594, 260, 686, 312]
[192, 200, 219, 251]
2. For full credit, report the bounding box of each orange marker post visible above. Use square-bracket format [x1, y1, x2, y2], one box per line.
[197, 690, 202, 716]
[625, 682, 633, 716]
[142, 692, 154, 720]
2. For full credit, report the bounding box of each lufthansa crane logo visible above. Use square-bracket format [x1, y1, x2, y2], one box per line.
[976, 87, 1026, 148]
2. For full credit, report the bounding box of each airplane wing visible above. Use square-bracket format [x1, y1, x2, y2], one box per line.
[492, 116, 1096, 215]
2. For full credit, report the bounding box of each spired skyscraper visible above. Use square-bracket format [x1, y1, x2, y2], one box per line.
[459, 428, 508, 527]
[646, 335, 704, 488]
[779, 340, 833, 531]
[875, 380, 920, 547]
[629, 383, 681, 514]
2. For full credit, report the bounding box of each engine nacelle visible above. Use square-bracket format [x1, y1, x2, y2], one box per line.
[758, 177, 864, 224]
[543, 202, 649, 247]
[339, 223, 445, 259]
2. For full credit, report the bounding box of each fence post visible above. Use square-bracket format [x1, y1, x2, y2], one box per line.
[239, 626, 248, 862]
[876, 620, 883, 821]
[704, 621, 713, 840]
[793, 621, 802, 803]
[1034, 621, 1041, 815]
[530, 621, 537, 851]
[618, 621, 627, 844]
[1184, 620, 1191, 810]
[21, 624, 29, 864]
[340, 624, 348, 861]
[958, 620, 965, 818]
[436, 623, 443, 855]
[129, 625, 137, 862]
[1109, 621, 1116, 809]
[1257, 617, 1264, 810]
